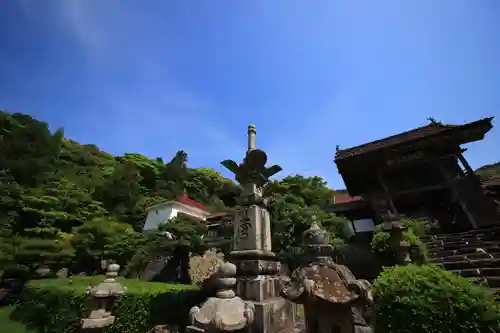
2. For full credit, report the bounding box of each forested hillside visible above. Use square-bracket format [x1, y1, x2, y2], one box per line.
[476, 161, 500, 180]
[0, 111, 349, 279]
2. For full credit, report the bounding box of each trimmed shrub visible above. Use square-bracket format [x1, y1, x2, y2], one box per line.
[11, 276, 203, 333]
[373, 264, 500, 333]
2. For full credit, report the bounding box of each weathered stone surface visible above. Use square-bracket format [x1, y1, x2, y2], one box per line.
[81, 264, 125, 331]
[281, 220, 373, 333]
[187, 262, 254, 333]
[81, 316, 115, 329]
[145, 324, 177, 333]
[219, 125, 302, 333]
[424, 226, 500, 294]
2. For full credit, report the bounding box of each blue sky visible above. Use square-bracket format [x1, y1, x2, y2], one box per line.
[1, 1, 499, 189]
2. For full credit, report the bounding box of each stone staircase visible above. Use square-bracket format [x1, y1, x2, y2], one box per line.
[422, 226, 500, 294]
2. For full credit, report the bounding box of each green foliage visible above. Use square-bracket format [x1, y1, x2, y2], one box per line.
[371, 218, 429, 266]
[402, 217, 431, 238]
[266, 175, 352, 256]
[0, 306, 33, 333]
[11, 237, 75, 272]
[0, 110, 351, 278]
[476, 160, 500, 180]
[373, 264, 500, 333]
[71, 218, 140, 273]
[11, 277, 202, 333]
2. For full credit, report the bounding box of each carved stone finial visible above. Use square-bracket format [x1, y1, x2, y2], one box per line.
[220, 125, 282, 187]
[303, 216, 328, 247]
[187, 261, 255, 333]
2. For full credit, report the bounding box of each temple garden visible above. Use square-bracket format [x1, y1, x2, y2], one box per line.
[1, 115, 500, 333]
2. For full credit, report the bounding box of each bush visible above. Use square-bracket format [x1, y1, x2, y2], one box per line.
[371, 221, 428, 265]
[371, 229, 428, 265]
[11, 276, 203, 333]
[373, 264, 500, 333]
[404, 219, 430, 238]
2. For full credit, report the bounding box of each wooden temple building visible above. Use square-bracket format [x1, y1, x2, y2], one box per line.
[328, 117, 499, 235]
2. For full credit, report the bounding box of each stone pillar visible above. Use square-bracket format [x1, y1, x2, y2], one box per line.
[220, 125, 300, 333]
[248, 124, 256, 152]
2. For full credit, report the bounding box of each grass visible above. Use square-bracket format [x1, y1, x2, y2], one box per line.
[0, 306, 33, 333]
[28, 275, 199, 294]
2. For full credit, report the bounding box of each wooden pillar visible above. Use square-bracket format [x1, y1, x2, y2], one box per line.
[377, 171, 398, 215]
[434, 156, 478, 229]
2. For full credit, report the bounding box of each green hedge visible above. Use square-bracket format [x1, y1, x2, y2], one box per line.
[10, 276, 203, 333]
[373, 264, 500, 333]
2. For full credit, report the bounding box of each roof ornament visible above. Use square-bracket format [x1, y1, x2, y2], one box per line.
[427, 117, 441, 125]
[335, 145, 340, 153]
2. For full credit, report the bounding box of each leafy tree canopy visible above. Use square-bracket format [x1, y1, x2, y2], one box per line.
[0, 110, 350, 277]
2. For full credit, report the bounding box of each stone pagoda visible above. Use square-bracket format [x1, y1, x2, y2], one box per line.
[220, 124, 301, 333]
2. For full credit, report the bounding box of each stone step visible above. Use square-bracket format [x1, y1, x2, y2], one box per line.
[428, 246, 500, 258]
[426, 240, 500, 252]
[425, 234, 500, 246]
[436, 258, 500, 271]
[450, 267, 500, 278]
[428, 251, 499, 263]
[472, 276, 500, 288]
[420, 226, 500, 241]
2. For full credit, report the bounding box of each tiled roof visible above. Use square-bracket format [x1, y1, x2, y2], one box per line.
[335, 117, 493, 160]
[175, 194, 211, 212]
[332, 193, 363, 204]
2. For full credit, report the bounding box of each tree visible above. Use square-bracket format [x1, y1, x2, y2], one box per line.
[71, 217, 139, 274]
[10, 236, 74, 273]
[265, 175, 352, 259]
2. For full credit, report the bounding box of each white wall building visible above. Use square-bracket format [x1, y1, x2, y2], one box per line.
[143, 194, 212, 231]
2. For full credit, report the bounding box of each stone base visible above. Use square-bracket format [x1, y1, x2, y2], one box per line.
[249, 297, 299, 333]
[81, 316, 115, 329]
[186, 325, 205, 333]
[237, 275, 282, 302]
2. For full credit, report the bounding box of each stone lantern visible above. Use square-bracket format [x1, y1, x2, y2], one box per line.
[81, 263, 125, 331]
[187, 261, 255, 333]
[381, 214, 412, 266]
[281, 217, 373, 333]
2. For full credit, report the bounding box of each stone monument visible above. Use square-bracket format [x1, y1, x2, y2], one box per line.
[81, 263, 125, 332]
[220, 124, 302, 333]
[281, 219, 373, 333]
[187, 261, 255, 333]
[381, 213, 412, 266]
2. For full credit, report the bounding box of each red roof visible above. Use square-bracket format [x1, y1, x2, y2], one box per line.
[335, 118, 493, 160]
[332, 193, 363, 204]
[175, 194, 211, 212]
